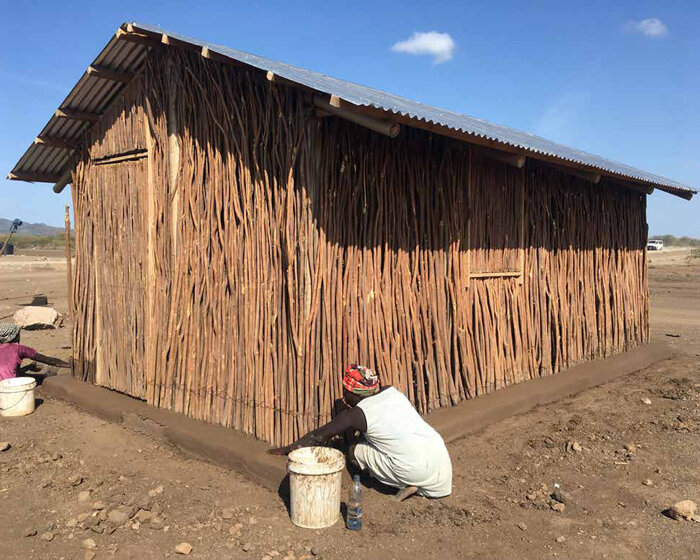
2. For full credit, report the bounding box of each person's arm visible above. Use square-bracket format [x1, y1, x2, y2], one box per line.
[268, 407, 367, 455]
[32, 353, 70, 369]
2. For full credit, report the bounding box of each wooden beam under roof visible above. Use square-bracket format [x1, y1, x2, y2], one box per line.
[474, 146, 526, 169]
[34, 136, 79, 150]
[201, 46, 243, 66]
[314, 96, 400, 138]
[53, 169, 72, 193]
[7, 171, 62, 183]
[55, 109, 101, 123]
[323, 96, 672, 195]
[115, 28, 162, 48]
[87, 65, 134, 84]
[569, 169, 602, 184]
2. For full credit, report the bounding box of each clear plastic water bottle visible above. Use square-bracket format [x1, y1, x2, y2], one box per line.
[346, 474, 363, 530]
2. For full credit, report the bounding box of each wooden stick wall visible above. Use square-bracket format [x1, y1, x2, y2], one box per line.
[70, 48, 649, 446]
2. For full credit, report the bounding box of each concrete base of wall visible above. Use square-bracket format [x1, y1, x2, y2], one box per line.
[39, 341, 673, 491]
[38, 375, 288, 492]
[427, 341, 674, 442]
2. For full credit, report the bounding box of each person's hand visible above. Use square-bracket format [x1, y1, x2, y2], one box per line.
[267, 446, 292, 456]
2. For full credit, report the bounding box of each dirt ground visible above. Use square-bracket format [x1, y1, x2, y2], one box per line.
[1, 248, 698, 560]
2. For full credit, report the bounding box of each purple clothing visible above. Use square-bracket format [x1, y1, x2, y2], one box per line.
[0, 343, 37, 381]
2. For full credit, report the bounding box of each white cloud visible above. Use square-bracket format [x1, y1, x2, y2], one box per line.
[625, 18, 669, 38]
[391, 31, 456, 64]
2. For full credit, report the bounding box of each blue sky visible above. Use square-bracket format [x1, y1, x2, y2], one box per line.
[1, 0, 698, 235]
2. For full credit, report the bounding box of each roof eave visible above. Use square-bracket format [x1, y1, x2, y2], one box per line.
[6, 21, 696, 202]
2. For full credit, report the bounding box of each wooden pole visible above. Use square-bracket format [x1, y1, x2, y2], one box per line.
[0, 231, 15, 257]
[64, 205, 73, 317]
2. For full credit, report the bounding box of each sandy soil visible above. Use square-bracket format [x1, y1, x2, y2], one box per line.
[1, 248, 698, 560]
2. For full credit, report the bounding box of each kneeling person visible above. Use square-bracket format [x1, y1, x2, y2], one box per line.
[270, 365, 452, 500]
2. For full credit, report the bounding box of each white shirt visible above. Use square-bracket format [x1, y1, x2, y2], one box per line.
[356, 387, 452, 497]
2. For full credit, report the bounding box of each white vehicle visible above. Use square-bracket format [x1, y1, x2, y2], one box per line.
[647, 239, 664, 251]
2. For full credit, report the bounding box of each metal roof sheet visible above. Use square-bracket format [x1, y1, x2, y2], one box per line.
[8, 21, 696, 200]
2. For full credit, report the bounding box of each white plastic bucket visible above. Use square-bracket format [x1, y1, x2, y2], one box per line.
[0, 377, 37, 417]
[287, 446, 345, 529]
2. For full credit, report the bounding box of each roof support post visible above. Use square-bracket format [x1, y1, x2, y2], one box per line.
[55, 109, 101, 123]
[35, 136, 79, 150]
[53, 168, 72, 193]
[87, 65, 134, 83]
[115, 28, 163, 48]
[313, 96, 400, 138]
[7, 172, 62, 183]
[474, 147, 526, 168]
[569, 169, 602, 184]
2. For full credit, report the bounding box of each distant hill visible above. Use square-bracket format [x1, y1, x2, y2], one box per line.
[0, 218, 64, 236]
[649, 234, 700, 248]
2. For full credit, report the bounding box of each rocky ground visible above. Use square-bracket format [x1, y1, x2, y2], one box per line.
[0, 248, 698, 559]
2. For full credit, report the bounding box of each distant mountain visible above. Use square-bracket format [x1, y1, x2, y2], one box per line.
[0, 218, 64, 236]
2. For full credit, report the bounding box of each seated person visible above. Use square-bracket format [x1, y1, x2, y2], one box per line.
[271, 364, 452, 501]
[0, 322, 70, 381]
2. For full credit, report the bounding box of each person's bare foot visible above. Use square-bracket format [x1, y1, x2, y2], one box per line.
[394, 486, 418, 502]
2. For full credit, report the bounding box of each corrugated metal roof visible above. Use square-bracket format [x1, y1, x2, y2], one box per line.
[8, 21, 696, 200]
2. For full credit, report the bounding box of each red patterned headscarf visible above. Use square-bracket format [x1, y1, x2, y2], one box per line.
[343, 364, 380, 396]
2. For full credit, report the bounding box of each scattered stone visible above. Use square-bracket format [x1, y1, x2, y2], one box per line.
[0, 442, 10, 452]
[69, 475, 84, 487]
[150, 517, 165, 530]
[175, 542, 193, 555]
[82, 538, 97, 550]
[642, 479, 653, 487]
[13, 306, 63, 330]
[82, 516, 101, 530]
[248, 516, 257, 525]
[242, 542, 253, 552]
[135, 509, 155, 523]
[565, 441, 582, 453]
[624, 443, 637, 455]
[641, 397, 652, 405]
[668, 500, 698, 521]
[84, 551, 96, 560]
[155, 485, 164, 494]
[52, 452, 62, 461]
[23, 528, 38, 537]
[555, 536, 566, 543]
[107, 508, 131, 525]
[137, 495, 152, 510]
[551, 488, 569, 504]
[551, 502, 566, 513]
[40, 531, 55, 541]
[78, 490, 91, 502]
[77, 513, 91, 523]
[221, 508, 235, 520]
[92, 501, 106, 510]
[516, 522, 527, 531]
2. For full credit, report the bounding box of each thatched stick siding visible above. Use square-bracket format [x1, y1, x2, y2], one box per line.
[69, 48, 649, 446]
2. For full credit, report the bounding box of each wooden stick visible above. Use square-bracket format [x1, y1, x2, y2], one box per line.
[64, 205, 73, 317]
